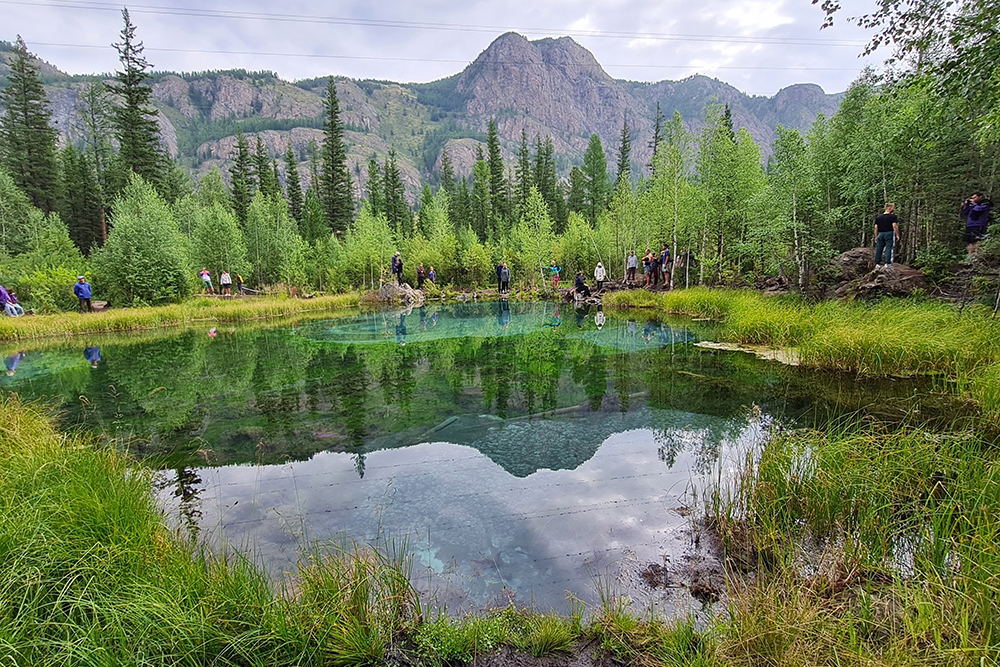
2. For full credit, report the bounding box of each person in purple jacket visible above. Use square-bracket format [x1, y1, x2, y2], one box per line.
[962, 192, 994, 256]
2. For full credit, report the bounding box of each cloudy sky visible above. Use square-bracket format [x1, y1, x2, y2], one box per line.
[5, 0, 887, 96]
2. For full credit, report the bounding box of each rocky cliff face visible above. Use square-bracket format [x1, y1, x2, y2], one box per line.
[12, 32, 843, 197]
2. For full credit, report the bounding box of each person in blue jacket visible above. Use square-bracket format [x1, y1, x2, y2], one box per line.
[73, 276, 92, 313]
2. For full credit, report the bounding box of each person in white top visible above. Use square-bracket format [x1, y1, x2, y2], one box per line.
[626, 251, 638, 283]
[594, 262, 607, 291]
[220, 271, 232, 296]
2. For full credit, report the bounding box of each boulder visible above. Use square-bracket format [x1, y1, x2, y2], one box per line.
[831, 247, 876, 282]
[836, 263, 927, 300]
[377, 282, 425, 305]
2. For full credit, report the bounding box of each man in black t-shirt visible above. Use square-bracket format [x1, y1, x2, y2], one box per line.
[873, 203, 900, 267]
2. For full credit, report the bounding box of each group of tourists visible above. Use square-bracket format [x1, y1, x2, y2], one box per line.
[198, 268, 243, 296]
[390, 252, 436, 289]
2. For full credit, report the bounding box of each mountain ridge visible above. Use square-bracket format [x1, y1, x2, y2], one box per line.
[1, 34, 843, 200]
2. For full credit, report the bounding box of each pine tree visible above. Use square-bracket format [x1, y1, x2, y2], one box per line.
[365, 157, 383, 218]
[648, 102, 665, 174]
[439, 149, 455, 196]
[0, 36, 60, 212]
[108, 10, 166, 192]
[616, 118, 632, 187]
[284, 143, 303, 224]
[229, 128, 253, 227]
[319, 77, 353, 235]
[77, 81, 117, 238]
[582, 134, 609, 224]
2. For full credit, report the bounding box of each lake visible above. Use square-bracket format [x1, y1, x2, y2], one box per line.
[0, 301, 959, 615]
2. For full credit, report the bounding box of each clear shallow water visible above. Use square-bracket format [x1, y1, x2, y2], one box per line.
[0, 302, 963, 614]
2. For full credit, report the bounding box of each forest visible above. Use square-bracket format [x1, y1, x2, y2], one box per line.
[1, 5, 998, 314]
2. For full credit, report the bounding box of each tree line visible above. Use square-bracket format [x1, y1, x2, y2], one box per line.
[1, 5, 997, 311]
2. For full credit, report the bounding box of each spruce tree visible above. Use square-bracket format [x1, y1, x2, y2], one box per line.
[108, 10, 166, 192]
[567, 167, 587, 216]
[616, 118, 632, 187]
[471, 152, 491, 242]
[514, 129, 532, 220]
[383, 149, 410, 237]
[582, 134, 609, 224]
[319, 77, 353, 235]
[649, 102, 665, 174]
[453, 176, 472, 232]
[59, 145, 103, 254]
[486, 119, 507, 231]
[284, 143, 304, 224]
[417, 184, 435, 237]
[229, 129, 253, 227]
[439, 148, 456, 196]
[252, 136, 279, 197]
[77, 82, 117, 238]
[365, 157, 383, 218]
[0, 36, 60, 213]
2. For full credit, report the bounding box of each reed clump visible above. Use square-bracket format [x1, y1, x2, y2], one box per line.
[0, 293, 360, 341]
[710, 426, 1000, 665]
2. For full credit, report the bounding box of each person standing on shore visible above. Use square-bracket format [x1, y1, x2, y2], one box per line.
[499, 262, 511, 294]
[417, 263, 426, 289]
[873, 203, 899, 267]
[549, 261, 561, 289]
[428, 266, 436, 285]
[73, 275, 92, 313]
[496, 261, 504, 292]
[594, 262, 606, 291]
[962, 192, 993, 256]
[220, 271, 232, 296]
[660, 244, 672, 289]
[391, 252, 404, 285]
[626, 251, 638, 284]
[198, 268, 213, 294]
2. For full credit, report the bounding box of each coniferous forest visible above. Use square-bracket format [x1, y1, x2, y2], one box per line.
[1, 4, 998, 312]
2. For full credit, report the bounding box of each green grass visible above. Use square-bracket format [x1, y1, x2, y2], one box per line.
[709, 426, 1000, 665]
[0, 294, 360, 341]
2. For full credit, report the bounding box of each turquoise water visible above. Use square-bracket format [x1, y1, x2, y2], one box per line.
[0, 302, 959, 613]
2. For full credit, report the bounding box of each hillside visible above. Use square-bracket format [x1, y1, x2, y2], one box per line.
[3, 33, 842, 200]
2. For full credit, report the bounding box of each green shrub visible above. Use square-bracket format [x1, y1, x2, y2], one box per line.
[14, 266, 80, 313]
[91, 174, 192, 306]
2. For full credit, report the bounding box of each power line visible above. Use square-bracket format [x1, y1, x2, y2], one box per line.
[3, 0, 869, 48]
[25, 41, 865, 74]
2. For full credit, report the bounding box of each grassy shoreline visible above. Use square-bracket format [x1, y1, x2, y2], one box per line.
[0, 293, 360, 341]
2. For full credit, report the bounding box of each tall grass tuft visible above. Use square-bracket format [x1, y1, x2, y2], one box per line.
[710, 425, 1000, 664]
